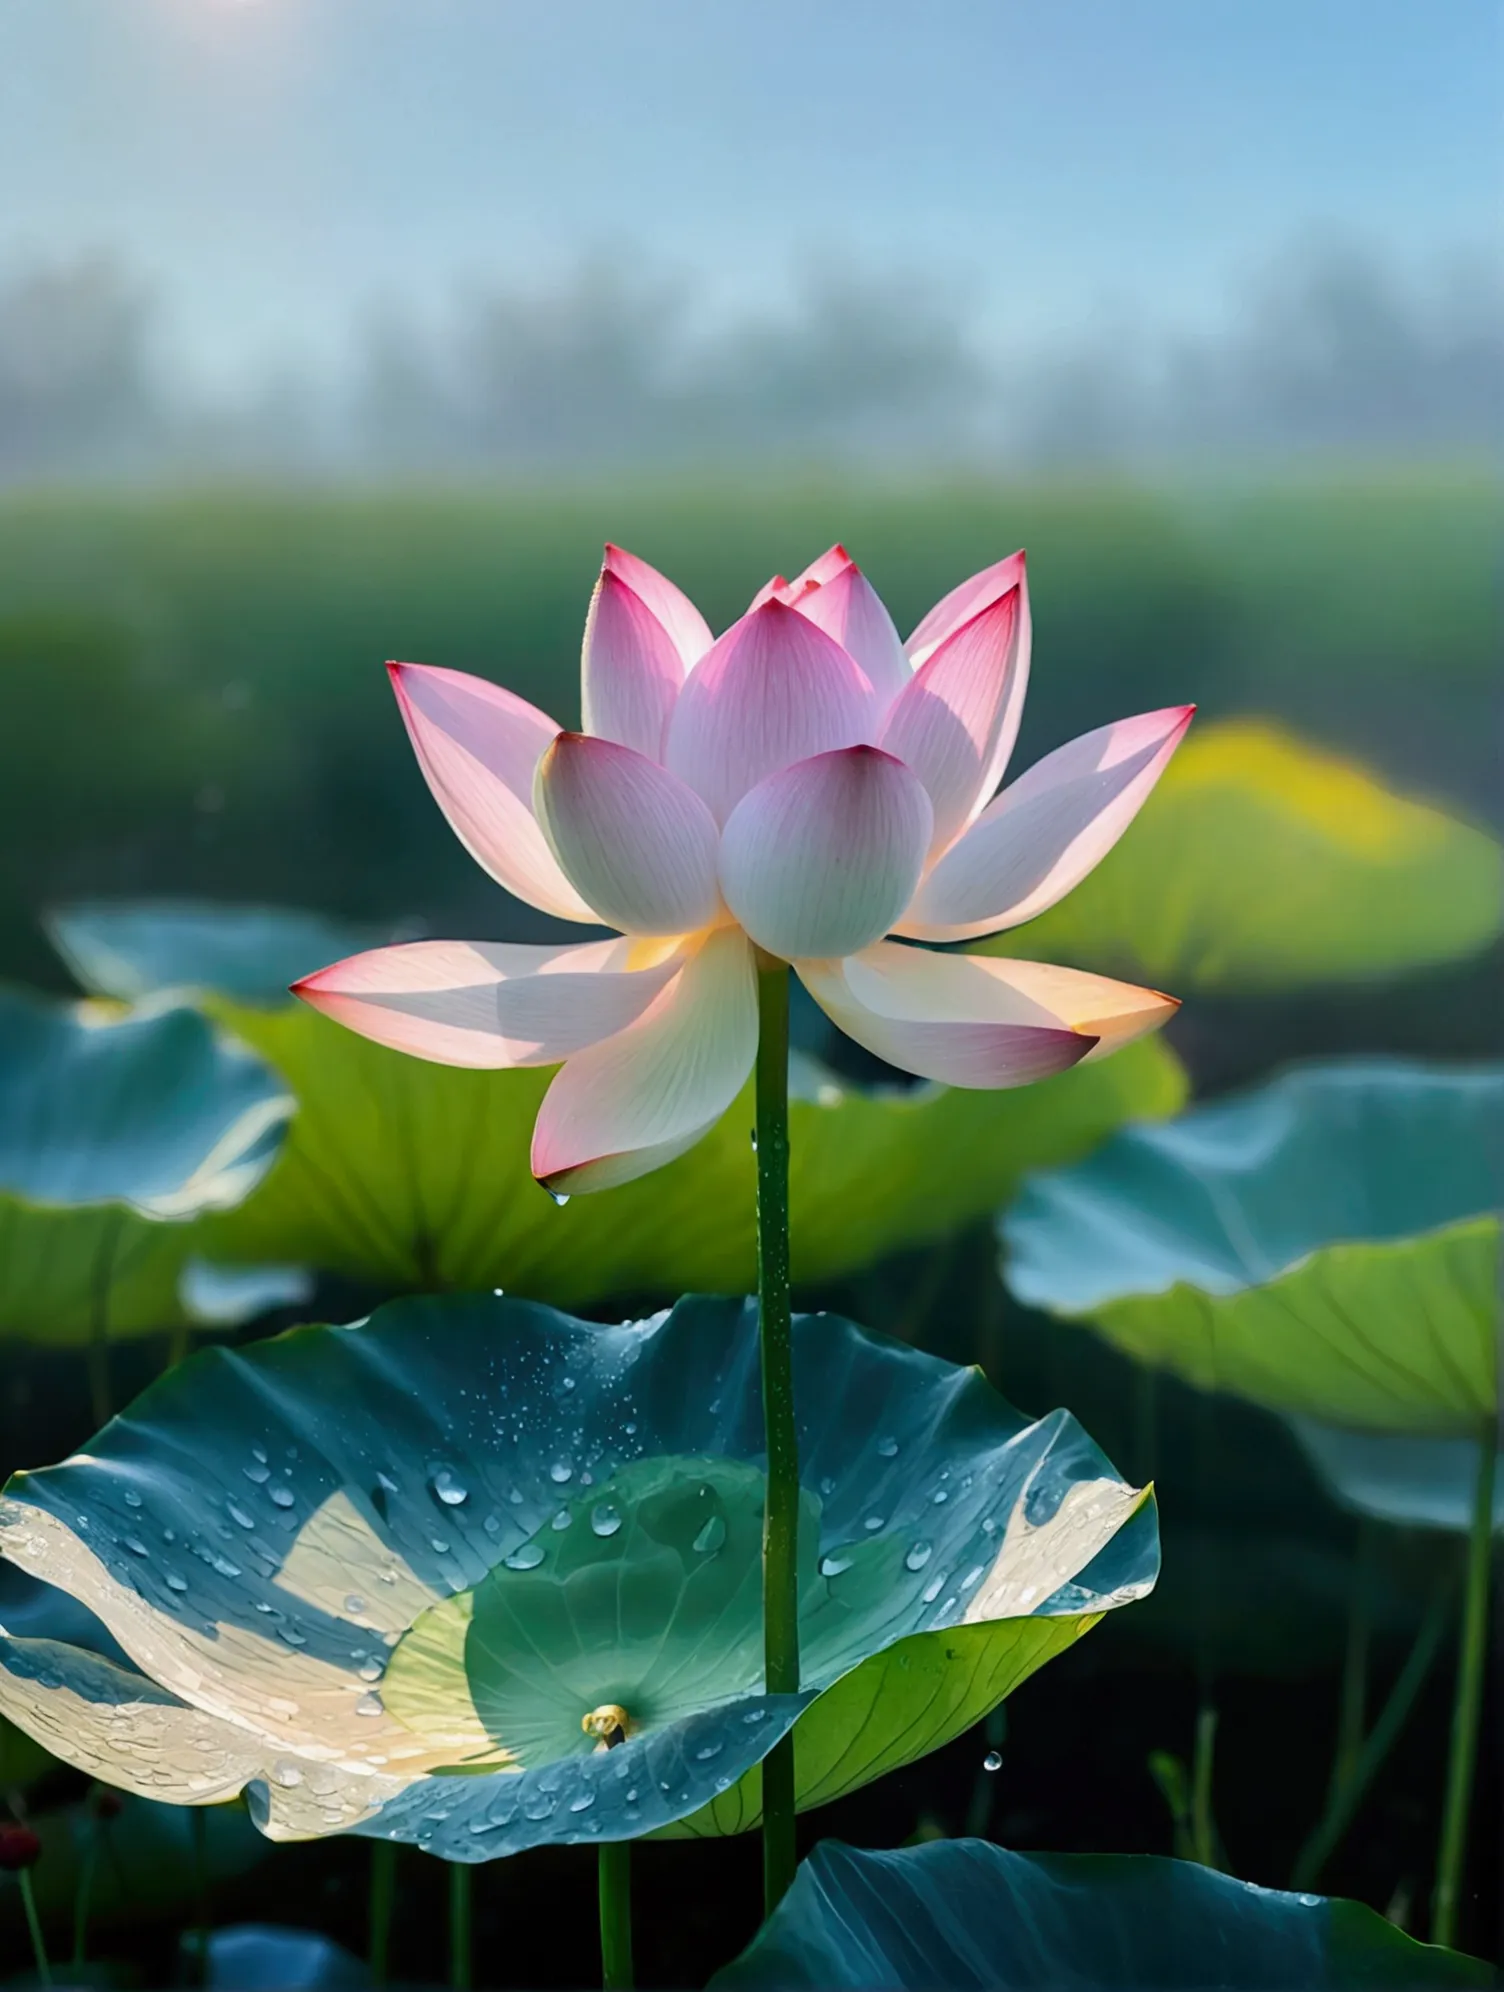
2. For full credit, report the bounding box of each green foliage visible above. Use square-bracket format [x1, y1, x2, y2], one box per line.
[1289, 1421, 1504, 1535]
[1004, 1063, 1501, 1434]
[710, 1840, 1493, 1989]
[0, 987, 292, 1342]
[0, 1294, 1155, 1860]
[979, 722, 1503, 991]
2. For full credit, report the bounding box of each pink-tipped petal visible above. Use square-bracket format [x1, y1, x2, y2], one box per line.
[292, 937, 683, 1069]
[897, 706, 1196, 942]
[786, 559, 912, 706]
[906, 550, 1028, 669]
[581, 568, 687, 761]
[603, 544, 713, 669]
[664, 599, 882, 823]
[388, 662, 595, 923]
[780, 543, 854, 595]
[719, 746, 932, 962]
[534, 733, 723, 936]
[531, 926, 757, 1194]
[747, 575, 790, 611]
[945, 955, 1180, 1060]
[799, 943, 1098, 1089]
[879, 584, 1028, 854]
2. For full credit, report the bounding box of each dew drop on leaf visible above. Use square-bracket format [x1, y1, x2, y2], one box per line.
[983, 1750, 1003, 1772]
[504, 1541, 546, 1571]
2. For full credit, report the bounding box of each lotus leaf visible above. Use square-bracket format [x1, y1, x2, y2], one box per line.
[0, 988, 293, 1342]
[1289, 1420, 1504, 1535]
[709, 1839, 1491, 1989]
[1003, 1062, 1501, 1433]
[0, 1294, 1155, 1861]
[47, 900, 1185, 1302]
[978, 722, 1504, 992]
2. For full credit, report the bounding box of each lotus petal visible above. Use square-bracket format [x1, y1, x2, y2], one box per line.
[581, 566, 688, 761]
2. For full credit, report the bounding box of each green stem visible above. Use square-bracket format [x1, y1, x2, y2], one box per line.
[754, 960, 800, 1915]
[598, 1841, 634, 1991]
[368, 1840, 397, 1985]
[19, 1869, 51, 1988]
[1331, 1522, 1376, 1801]
[1292, 1577, 1452, 1891]
[1432, 1431, 1496, 1948]
[448, 1862, 472, 1992]
[72, 1834, 100, 1968]
[1190, 1703, 1219, 1870]
[87, 1210, 124, 1431]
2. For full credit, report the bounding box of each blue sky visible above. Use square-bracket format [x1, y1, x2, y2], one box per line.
[2, 0, 1494, 385]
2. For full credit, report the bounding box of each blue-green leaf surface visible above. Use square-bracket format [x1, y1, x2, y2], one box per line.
[710, 1840, 1492, 1990]
[1003, 1062, 1501, 1434]
[0, 1295, 1155, 1860]
[0, 988, 293, 1342]
[47, 901, 398, 1006]
[1289, 1419, 1504, 1535]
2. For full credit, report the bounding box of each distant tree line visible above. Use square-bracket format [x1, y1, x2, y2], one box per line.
[0, 236, 1497, 482]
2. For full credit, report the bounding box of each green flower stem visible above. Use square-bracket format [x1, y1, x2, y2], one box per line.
[754, 958, 800, 1915]
[598, 1841, 634, 1990]
[448, 1862, 472, 1992]
[1292, 1576, 1452, 1890]
[71, 1835, 100, 1968]
[19, 1869, 51, 1988]
[368, 1840, 397, 1985]
[1332, 1522, 1376, 1801]
[1432, 1430, 1497, 1948]
[1190, 1704, 1219, 1871]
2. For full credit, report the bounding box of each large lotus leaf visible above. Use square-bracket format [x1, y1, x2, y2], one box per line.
[978, 722, 1504, 992]
[198, 1926, 369, 1990]
[0, 988, 293, 1343]
[0, 1294, 1155, 1862]
[47, 901, 398, 1006]
[1289, 1419, 1504, 1535]
[710, 1839, 1491, 1990]
[202, 1002, 1182, 1301]
[45, 899, 1185, 1301]
[1003, 1062, 1501, 1434]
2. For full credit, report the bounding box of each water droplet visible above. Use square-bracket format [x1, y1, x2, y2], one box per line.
[876, 1436, 899, 1458]
[123, 1490, 143, 1509]
[819, 1553, 854, 1578]
[542, 1185, 571, 1208]
[504, 1541, 546, 1571]
[227, 1502, 256, 1531]
[863, 1515, 885, 1532]
[905, 1541, 933, 1572]
[983, 1750, 1003, 1773]
[243, 1462, 271, 1485]
[355, 1692, 384, 1717]
[1297, 1894, 1321, 1909]
[623, 1420, 638, 1437]
[269, 1485, 295, 1510]
[430, 1536, 451, 1554]
[961, 1565, 985, 1589]
[818, 1476, 836, 1497]
[932, 1489, 949, 1505]
[742, 1707, 767, 1725]
[590, 1503, 623, 1538]
[165, 1572, 189, 1593]
[359, 1659, 385, 1683]
[272, 1760, 303, 1788]
[692, 1515, 727, 1555]
[125, 1537, 149, 1558]
[345, 1594, 367, 1615]
[921, 1572, 946, 1605]
[748, 1129, 758, 1152]
[278, 1626, 308, 1648]
[693, 1741, 723, 1762]
[430, 1468, 469, 1507]
[568, 1791, 596, 1813]
[211, 1555, 243, 1578]
[549, 1459, 574, 1485]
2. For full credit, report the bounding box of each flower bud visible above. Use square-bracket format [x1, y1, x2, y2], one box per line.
[0, 1823, 41, 1872]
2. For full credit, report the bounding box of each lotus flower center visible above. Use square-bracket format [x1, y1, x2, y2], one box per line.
[582, 1703, 632, 1750]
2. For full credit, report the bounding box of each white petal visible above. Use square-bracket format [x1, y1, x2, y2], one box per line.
[535, 733, 722, 935]
[786, 558, 912, 706]
[388, 662, 595, 923]
[880, 582, 1028, 854]
[799, 944, 1098, 1088]
[603, 544, 713, 668]
[718, 747, 932, 962]
[581, 567, 687, 760]
[531, 927, 757, 1193]
[664, 600, 881, 823]
[293, 937, 683, 1068]
[898, 707, 1195, 941]
[905, 550, 1028, 669]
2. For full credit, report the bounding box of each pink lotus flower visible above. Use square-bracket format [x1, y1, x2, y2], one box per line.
[295, 545, 1191, 1194]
